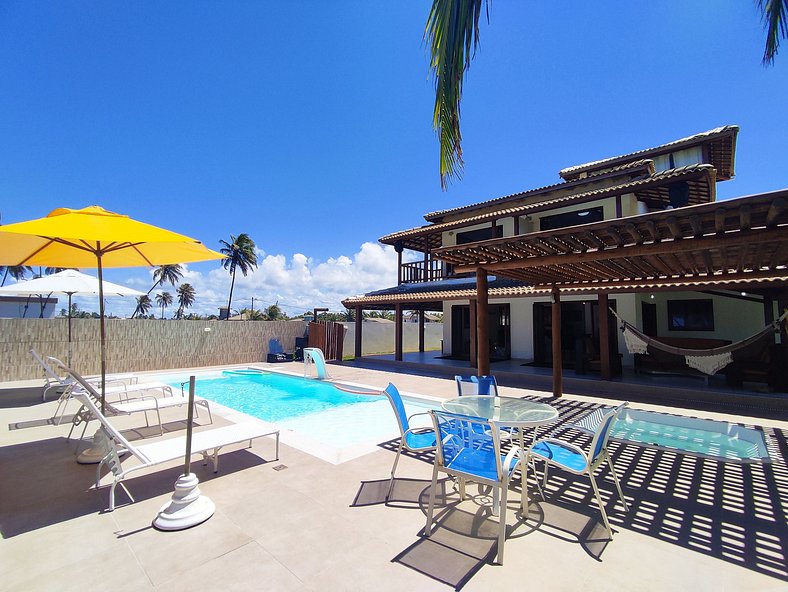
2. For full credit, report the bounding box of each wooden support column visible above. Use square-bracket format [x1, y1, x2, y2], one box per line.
[395, 241, 403, 285]
[598, 293, 611, 380]
[394, 304, 403, 361]
[764, 293, 775, 326]
[476, 269, 490, 376]
[469, 299, 477, 368]
[418, 310, 425, 353]
[354, 306, 363, 358]
[551, 287, 563, 397]
[424, 236, 430, 281]
[778, 292, 788, 381]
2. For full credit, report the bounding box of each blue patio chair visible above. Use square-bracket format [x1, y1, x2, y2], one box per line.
[424, 410, 524, 565]
[454, 375, 499, 397]
[381, 383, 437, 500]
[528, 403, 629, 539]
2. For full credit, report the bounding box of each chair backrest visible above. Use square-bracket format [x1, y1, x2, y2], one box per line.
[382, 383, 410, 437]
[269, 338, 284, 354]
[30, 348, 66, 383]
[454, 375, 499, 397]
[50, 360, 147, 462]
[429, 410, 503, 479]
[588, 402, 628, 463]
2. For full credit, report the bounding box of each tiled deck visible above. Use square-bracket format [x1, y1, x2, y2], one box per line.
[1, 362, 787, 591]
[351, 351, 788, 417]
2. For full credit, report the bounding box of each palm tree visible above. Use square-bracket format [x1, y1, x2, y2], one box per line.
[131, 264, 183, 318]
[760, 0, 787, 65]
[148, 264, 183, 295]
[219, 234, 258, 321]
[175, 283, 196, 319]
[155, 291, 173, 319]
[1, 265, 32, 286]
[264, 303, 283, 321]
[132, 294, 153, 318]
[426, 0, 787, 189]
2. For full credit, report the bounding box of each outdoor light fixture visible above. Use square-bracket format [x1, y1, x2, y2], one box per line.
[741, 292, 747, 297]
[650, 294, 655, 299]
[203, 327, 212, 332]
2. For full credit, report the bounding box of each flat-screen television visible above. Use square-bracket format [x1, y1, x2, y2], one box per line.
[667, 299, 714, 331]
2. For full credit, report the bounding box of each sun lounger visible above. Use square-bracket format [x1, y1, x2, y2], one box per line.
[68, 388, 279, 511]
[31, 348, 138, 402]
[53, 361, 212, 438]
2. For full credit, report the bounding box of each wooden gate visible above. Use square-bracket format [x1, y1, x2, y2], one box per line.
[308, 321, 346, 361]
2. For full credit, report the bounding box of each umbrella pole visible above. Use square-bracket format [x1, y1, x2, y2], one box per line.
[67, 292, 73, 368]
[153, 375, 215, 530]
[97, 249, 106, 415]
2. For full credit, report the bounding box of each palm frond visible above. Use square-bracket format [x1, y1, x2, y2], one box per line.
[425, 0, 486, 189]
[759, 0, 787, 65]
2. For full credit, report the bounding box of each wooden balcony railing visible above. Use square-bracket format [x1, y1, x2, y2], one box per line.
[400, 260, 471, 284]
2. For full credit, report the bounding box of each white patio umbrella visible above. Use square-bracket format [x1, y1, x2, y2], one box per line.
[0, 269, 145, 366]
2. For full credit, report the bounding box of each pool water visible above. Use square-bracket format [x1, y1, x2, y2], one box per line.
[166, 370, 379, 422]
[160, 368, 438, 463]
[612, 409, 770, 463]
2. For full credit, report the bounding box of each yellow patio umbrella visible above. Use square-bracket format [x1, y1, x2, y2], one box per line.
[0, 205, 226, 412]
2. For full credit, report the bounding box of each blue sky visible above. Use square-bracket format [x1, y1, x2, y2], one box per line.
[1, 2, 786, 317]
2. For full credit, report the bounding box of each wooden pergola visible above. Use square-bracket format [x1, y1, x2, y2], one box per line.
[432, 189, 788, 396]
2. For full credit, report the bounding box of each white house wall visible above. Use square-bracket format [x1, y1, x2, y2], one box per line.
[439, 290, 765, 367]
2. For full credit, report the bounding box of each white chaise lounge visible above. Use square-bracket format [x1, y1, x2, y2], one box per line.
[66, 377, 279, 511]
[54, 361, 212, 438]
[31, 348, 140, 402]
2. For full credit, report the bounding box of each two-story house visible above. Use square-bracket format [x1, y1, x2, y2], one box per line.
[343, 126, 788, 396]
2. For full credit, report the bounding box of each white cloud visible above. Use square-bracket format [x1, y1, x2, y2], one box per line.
[94, 242, 402, 318]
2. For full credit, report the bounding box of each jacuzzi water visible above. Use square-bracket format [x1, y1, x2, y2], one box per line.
[611, 408, 771, 463]
[156, 368, 438, 464]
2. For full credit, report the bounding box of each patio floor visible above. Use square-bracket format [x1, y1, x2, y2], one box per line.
[351, 351, 788, 417]
[1, 362, 786, 591]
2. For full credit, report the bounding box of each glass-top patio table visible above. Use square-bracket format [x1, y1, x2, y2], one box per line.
[441, 396, 559, 429]
[441, 396, 559, 512]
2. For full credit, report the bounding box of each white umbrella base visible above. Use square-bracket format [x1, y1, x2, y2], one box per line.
[153, 473, 215, 531]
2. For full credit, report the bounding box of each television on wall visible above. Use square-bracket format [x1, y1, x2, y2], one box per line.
[667, 299, 714, 331]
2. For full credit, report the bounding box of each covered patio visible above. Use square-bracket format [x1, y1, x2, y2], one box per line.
[346, 189, 788, 412]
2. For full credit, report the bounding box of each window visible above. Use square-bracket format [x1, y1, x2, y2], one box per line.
[539, 207, 604, 232]
[456, 226, 495, 245]
[667, 299, 714, 331]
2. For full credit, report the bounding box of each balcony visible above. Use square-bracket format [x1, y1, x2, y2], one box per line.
[400, 260, 471, 284]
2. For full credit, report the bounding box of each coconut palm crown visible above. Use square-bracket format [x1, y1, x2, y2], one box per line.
[176, 283, 196, 319]
[219, 233, 258, 321]
[427, 0, 786, 189]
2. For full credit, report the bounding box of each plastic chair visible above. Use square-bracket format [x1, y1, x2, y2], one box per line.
[424, 410, 524, 565]
[529, 403, 629, 538]
[454, 375, 499, 397]
[381, 383, 436, 500]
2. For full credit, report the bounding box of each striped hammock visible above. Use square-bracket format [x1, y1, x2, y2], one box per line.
[613, 309, 786, 375]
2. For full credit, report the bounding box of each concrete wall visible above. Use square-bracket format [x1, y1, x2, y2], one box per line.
[0, 318, 308, 381]
[342, 322, 443, 356]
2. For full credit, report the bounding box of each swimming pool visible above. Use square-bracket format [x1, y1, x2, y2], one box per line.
[159, 368, 438, 464]
[569, 406, 771, 463]
[166, 369, 379, 422]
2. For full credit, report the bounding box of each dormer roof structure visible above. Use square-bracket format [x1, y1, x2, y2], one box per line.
[559, 125, 738, 182]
